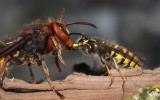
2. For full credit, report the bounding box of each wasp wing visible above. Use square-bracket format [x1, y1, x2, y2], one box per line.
[0, 34, 34, 58]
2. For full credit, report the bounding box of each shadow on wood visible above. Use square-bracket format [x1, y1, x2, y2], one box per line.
[1, 67, 160, 100]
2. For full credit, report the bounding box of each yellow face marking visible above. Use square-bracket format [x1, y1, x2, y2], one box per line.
[73, 39, 91, 49]
[0, 57, 5, 69]
[73, 43, 79, 47]
[114, 54, 123, 63]
[83, 39, 89, 43]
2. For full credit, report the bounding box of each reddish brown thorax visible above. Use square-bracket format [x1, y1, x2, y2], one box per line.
[41, 25, 52, 35]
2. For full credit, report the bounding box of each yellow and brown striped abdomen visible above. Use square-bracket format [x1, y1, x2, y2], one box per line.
[109, 44, 142, 68]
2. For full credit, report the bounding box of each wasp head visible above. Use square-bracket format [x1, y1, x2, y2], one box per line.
[71, 34, 93, 55]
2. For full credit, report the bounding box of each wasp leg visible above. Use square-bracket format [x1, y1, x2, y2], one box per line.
[112, 58, 125, 88]
[41, 59, 65, 99]
[51, 36, 66, 66]
[0, 57, 9, 80]
[100, 57, 113, 87]
[28, 63, 36, 84]
[53, 51, 62, 72]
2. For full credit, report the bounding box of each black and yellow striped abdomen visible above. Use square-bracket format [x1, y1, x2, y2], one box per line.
[109, 44, 142, 68]
[0, 41, 7, 72]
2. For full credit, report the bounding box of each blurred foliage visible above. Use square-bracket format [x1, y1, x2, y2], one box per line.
[126, 85, 160, 100]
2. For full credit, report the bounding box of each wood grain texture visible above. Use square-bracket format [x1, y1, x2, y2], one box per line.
[1, 67, 160, 100]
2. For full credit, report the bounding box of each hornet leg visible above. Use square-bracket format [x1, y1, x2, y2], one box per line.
[53, 50, 62, 72]
[28, 63, 36, 84]
[41, 59, 64, 99]
[51, 36, 66, 66]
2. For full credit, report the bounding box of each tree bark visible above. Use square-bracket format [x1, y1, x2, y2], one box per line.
[1, 67, 160, 100]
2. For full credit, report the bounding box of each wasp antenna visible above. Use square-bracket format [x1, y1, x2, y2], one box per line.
[66, 22, 97, 28]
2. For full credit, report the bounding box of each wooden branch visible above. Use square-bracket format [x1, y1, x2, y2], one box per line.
[1, 67, 160, 100]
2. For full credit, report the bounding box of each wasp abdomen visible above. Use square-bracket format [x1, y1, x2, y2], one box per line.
[109, 44, 141, 68]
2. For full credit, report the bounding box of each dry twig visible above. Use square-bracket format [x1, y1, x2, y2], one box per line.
[1, 67, 160, 100]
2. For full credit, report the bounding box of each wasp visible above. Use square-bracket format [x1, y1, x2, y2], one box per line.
[72, 33, 142, 88]
[0, 9, 96, 99]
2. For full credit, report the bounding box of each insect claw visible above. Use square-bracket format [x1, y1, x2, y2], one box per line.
[109, 78, 113, 87]
[122, 79, 125, 89]
[55, 90, 65, 99]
